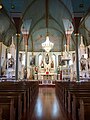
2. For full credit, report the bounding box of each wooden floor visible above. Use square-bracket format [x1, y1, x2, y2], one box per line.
[30, 87, 68, 120]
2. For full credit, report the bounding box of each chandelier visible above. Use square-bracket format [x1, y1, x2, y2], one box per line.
[42, 34, 54, 52]
[42, 0, 54, 52]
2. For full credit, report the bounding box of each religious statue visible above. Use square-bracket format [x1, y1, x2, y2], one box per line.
[57, 66, 60, 74]
[35, 66, 38, 74]
[30, 56, 35, 66]
[51, 61, 54, 68]
[45, 54, 49, 64]
[41, 60, 44, 68]
[8, 56, 14, 68]
[80, 55, 86, 71]
[24, 68, 27, 79]
[7, 55, 15, 78]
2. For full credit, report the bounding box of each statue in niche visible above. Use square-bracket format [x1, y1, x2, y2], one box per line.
[8, 56, 14, 68]
[41, 60, 44, 68]
[51, 61, 54, 68]
[19, 53, 22, 62]
[30, 56, 35, 66]
[45, 54, 49, 64]
[80, 55, 86, 71]
[35, 66, 38, 74]
[88, 60, 90, 69]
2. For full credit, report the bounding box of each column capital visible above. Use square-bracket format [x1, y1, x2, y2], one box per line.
[16, 33, 20, 37]
[74, 33, 79, 36]
[73, 17, 82, 34]
[23, 33, 29, 45]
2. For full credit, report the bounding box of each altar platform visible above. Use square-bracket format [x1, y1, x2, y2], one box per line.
[37, 73, 57, 80]
[39, 80, 55, 86]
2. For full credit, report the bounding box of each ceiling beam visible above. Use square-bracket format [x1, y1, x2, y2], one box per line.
[45, 0, 48, 29]
[58, 0, 72, 18]
[49, 15, 64, 34]
[22, 0, 37, 19]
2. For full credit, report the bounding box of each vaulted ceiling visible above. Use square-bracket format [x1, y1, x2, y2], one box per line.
[0, 0, 90, 52]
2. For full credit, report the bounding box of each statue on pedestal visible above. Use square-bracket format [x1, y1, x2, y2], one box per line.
[51, 61, 54, 68]
[8, 56, 14, 68]
[45, 54, 49, 64]
[6, 36, 16, 79]
[7, 55, 15, 78]
[35, 66, 38, 74]
[80, 55, 86, 71]
[41, 60, 44, 68]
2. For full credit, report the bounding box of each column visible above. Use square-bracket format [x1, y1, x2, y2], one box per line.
[22, 31, 29, 79]
[0, 42, 2, 75]
[31, 35, 34, 79]
[15, 34, 20, 80]
[66, 33, 71, 53]
[74, 17, 82, 81]
[75, 34, 80, 81]
[13, 17, 21, 80]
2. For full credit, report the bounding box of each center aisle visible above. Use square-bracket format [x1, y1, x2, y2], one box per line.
[31, 87, 67, 120]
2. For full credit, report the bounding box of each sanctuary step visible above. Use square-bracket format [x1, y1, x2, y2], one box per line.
[39, 80, 55, 86]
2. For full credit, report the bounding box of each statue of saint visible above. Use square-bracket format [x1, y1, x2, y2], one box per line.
[45, 54, 49, 64]
[80, 55, 86, 71]
[35, 66, 38, 74]
[51, 61, 54, 68]
[8, 56, 14, 68]
[41, 61, 44, 68]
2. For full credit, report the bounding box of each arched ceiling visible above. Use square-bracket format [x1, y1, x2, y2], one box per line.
[79, 14, 90, 46]
[1, 0, 90, 52]
[0, 8, 16, 45]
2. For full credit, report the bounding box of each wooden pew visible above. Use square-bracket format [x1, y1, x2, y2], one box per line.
[24, 80, 39, 118]
[79, 98, 90, 120]
[55, 81, 76, 110]
[0, 107, 2, 120]
[0, 81, 27, 120]
[64, 82, 90, 112]
[55, 81, 90, 120]
[0, 96, 15, 120]
[68, 91, 90, 120]
[0, 92, 22, 120]
[66, 83, 90, 120]
[0, 80, 39, 120]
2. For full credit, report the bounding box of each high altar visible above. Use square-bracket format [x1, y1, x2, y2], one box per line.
[36, 34, 57, 80]
[38, 52, 57, 80]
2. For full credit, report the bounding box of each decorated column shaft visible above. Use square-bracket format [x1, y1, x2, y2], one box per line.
[23, 31, 29, 79]
[66, 32, 71, 52]
[15, 33, 20, 80]
[0, 42, 2, 75]
[74, 17, 82, 81]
